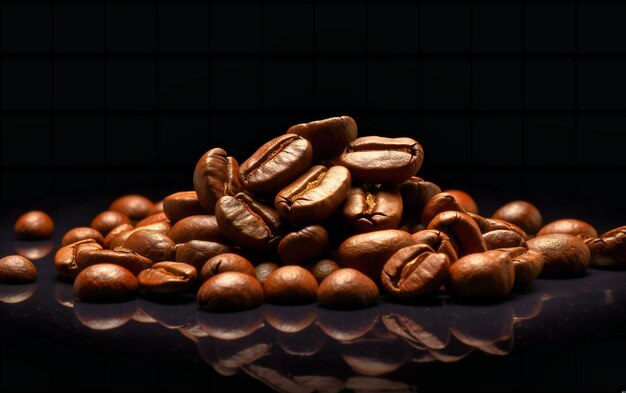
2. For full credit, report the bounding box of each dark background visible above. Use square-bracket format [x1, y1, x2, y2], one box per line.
[1, 0, 625, 208]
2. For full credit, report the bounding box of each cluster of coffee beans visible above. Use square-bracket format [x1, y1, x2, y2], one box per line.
[5, 116, 625, 311]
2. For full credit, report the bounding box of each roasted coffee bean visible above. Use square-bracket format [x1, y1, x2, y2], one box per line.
[15, 210, 54, 240]
[193, 148, 243, 214]
[163, 191, 206, 224]
[467, 212, 492, 234]
[497, 247, 544, 286]
[123, 229, 175, 262]
[103, 223, 134, 248]
[448, 251, 514, 297]
[287, 116, 358, 162]
[255, 262, 280, 285]
[263, 266, 318, 305]
[277, 225, 329, 265]
[484, 218, 528, 240]
[381, 244, 450, 298]
[75, 247, 153, 276]
[200, 253, 255, 283]
[239, 134, 313, 196]
[338, 229, 416, 284]
[197, 272, 264, 312]
[399, 177, 441, 222]
[411, 229, 458, 263]
[318, 268, 378, 309]
[537, 219, 598, 239]
[492, 201, 542, 236]
[74, 264, 138, 302]
[483, 230, 527, 250]
[167, 215, 223, 244]
[175, 240, 234, 270]
[149, 200, 164, 215]
[586, 226, 626, 267]
[138, 262, 197, 296]
[91, 210, 132, 236]
[421, 192, 467, 226]
[527, 234, 590, 276]
[110, 194, 154, 221]
[0, 255, 37, 284]
[215, 193, 282, 251]
[274, 165, 351, 224]
[135, 212, 169, 227]
[54, 239, 103, 278]
[427, 211, 487, 257]
[343, 184, 403, 234]
[444, 189, 479, 214]
[308, 259, 340, 284]
[61, 227, 105, 247]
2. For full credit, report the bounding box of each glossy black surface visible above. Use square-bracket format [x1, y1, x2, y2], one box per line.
[1, 191, 625, 392]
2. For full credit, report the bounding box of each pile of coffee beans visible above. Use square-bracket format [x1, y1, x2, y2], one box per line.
[8, 116, 626, 311]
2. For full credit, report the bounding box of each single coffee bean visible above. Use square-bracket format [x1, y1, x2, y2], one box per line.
[585, 226, 626, 267]
[274, 165, 351, 224]
[175, 240, 234, 271]
[138, 262, 197, 296]
[91, 210, 132, 236]
[421, 192, 467, 226]
[492, 201, 542, 236]
[338, 229, 416, 284]
[467, 212, 492, 234]
[318, 268, 378, 309]
[149, 200, 164, 215]
[200, 253, 255, 283]
[483, 230, 527, 250]
[497, 247, 544, 286]
[15, 210, 54, 240]
[197, 272, 264, 312]
[337, 136, 424, 184]
[61, 227, 105, 247]
[103, 223, 134, 248]
[411, 229, 458, 263]
[343, 184, 403, 234]
[54, 239, 103, 278]
[381, 244, 450, 298]
[135, 212, 169, 227]
[444, 189, 479, 215]
[263, 266, 318, 305]
[277, 225, 329, 265]
[308, 259, 340, 284]
[0, 255, 37, 284]
[484, 218, 528, 240]
[448, 251, 514, 297]
[193, 148, 244, 214]
[537, 218, 598, 239]
[75, 247, 153, 276]
[527, 234, 590, 276]
[167, 215, 223, 244]
[239, 134, 313, 196]
[74, 264, 138, 302]
[110, 222, 171, 251]
[255, 262, 280, 285]
[287, 116, 358, 162]
[163, 191, 207, 223]
[122, 229, 175, 262]
[110, 194, 154, 221]
[399, 176, 441, 222]
[427, 211, 487, 257]
[215, 193, 282, 251]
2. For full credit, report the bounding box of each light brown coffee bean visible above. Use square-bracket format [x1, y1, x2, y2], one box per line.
[448, 251, 514, 297]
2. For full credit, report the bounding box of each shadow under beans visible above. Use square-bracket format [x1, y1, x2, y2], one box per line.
[380, 294, 447, 307]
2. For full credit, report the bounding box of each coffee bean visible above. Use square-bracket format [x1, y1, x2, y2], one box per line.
[537, 219, 598, 239]
[467, 212, 492, 234]
[61, 227, 105, 247]
[215, 193, 282, 251]
[149, 200, 164, 215]
[163, 191, 207, 223]
[287, 116, 358, 162]
[122, 229, 175, 262]
[399, 176, 441, 222]
[200, 253, 255, 283]
[277, 225, 329, 265]
[308, 259, 340, 284]
[175, 240, 234, 271]
[15, 210, 54, 240]
[444, 189, 479, 215]
[427, 211, 487, 257]
[382, 244, 450, 298]
[497, 246, 544, 286]
[110, 194, 154, 221]
[492, 201, 542, 236]
[75, 247, 153, 276]
[421, 192, 467, 226]
[448, 251, 514, 297]
[193, 148, 244, 214]
[167, 215, 223, 244]
[255, 262, 279, 285]
[91, 210, 132, 236]
[585, 226, 626, 267]
[138, 262, 197, 296]
[527, 234, 590, 276]
[74, 264, 138, 302]
[135, 212, 169, 227]
[318, 268, 378, 309]
[484, 218, 528, 240]
[54, 239, 103, 278]
[338, 136, 424, 184]
[0, 255, 37, 284]
[343, 184, 403, 234]
[263, 266, 318, 305]
[197, 272, 264, 312]
[411, 229, 458, 263]
[274, 165, 351, 224]
[240, 134, 313, 196]
[103, 223, 134, 248]
[483, 229, 527, 250]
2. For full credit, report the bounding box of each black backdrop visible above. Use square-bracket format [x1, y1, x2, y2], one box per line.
[1, 1, 626, 207]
